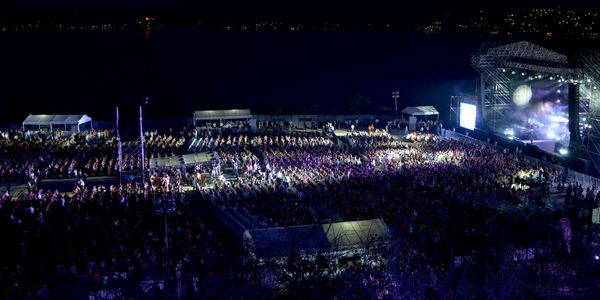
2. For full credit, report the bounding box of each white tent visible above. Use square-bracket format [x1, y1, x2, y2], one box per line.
[243, 218, 392, 260]
[22, 114, 93, 132]
[193, 109, 252, 123]
[401, 106, 439, 118]
[401, 106, 439, 131]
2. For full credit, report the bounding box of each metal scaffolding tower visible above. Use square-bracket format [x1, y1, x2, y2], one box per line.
[572, 51, 600, 175]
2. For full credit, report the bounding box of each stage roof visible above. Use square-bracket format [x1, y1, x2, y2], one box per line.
[402, 106, 439, 116]
[244, 218, 392, 259]
[23, 114, 92, 126]
[193, 109, 252, 120]
[486, 41, 568, 63]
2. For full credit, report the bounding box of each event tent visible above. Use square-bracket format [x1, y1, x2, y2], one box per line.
[193, 109, 252, 125]
[401, 106, 439, 118]
[22, 114, 93, 132]
[243, 218, 392, 259]
[401, 106, 439, 131]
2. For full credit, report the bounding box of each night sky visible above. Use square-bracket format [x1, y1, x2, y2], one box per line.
[1, 0, 598, 16]
[0, 0, 598, 126]
[0, 31, 482, 124]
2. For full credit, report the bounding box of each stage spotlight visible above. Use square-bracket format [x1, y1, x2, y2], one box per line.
[559, 148, 568, 155]
[588, 79, 592, 83]
[550, 76, 554, 80]
[557, 90, 561, 93]
[547, 131, 556, 139]
[550, 115, 569, 123]
[504, 128, 515, 139]
[521, 72, 525, 76]
[512, 71, 516, 75]
[595, 255, 599, 261]
[513, 85, 533, 106]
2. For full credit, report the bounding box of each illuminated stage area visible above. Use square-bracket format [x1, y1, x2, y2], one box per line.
[501, 78, 570, 151]
[469, 41, 600, 174]
[471, 42, 576, 154]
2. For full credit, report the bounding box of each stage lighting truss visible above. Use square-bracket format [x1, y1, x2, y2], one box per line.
[472, 41, 571, 132]
[572, 51, 600, 175]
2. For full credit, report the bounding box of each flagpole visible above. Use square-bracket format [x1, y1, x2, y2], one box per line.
[140, 104, 145, 182]
[116, 106, 123, 186]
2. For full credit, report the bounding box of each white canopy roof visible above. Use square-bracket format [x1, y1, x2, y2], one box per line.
[23, 114, 92, 126]
[244, 218, 392, 259]
[402, 106, 439, 116]
[193, 109, 252, 121]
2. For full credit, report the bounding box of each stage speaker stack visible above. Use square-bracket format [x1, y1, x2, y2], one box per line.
[569, 82, 582, 146]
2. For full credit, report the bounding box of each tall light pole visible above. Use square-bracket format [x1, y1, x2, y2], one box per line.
[140, 97, 149, 183]
[116, 107, 123, 186]
[139, 104, 145, 182]
[392, 91, 400, 120]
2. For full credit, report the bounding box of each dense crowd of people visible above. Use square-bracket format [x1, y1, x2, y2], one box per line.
[0, 169, 226, 298]
[0, 128, 193, 180]
[195, 120, 251, 135]
[347, 130, 404, 151]
[200, 130, 566, 232]
[0, 129, 116, 180]
[196, 129, 595, 297]
[2, 125, 600, 298]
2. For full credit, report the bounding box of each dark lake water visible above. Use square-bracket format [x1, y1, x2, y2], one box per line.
[0, 29, 489, 124]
